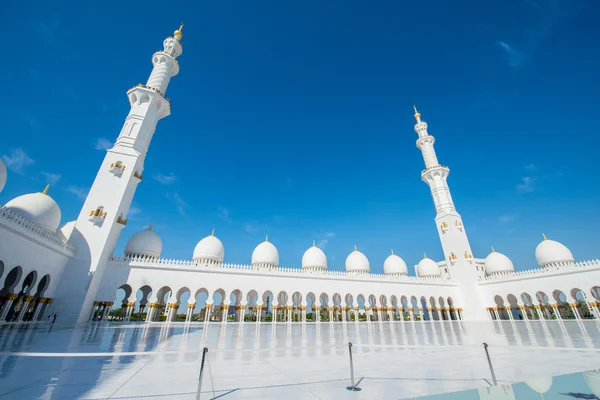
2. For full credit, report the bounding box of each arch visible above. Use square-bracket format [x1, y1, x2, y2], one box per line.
[494, 295, 507, 320]
[291, 291, 302, 322]
[367, 294, 377, 321]
[506, 294, 520, 320]
[447, 297, 456, 320]
[552, 290, 572, 319]
[20, 271, 37, 295]
[261, 290, 274, 322]
[411, 296, 420, 321]
[429, 296, 439, 321]
[191, 287, 210, 322]
[319, 292, 330, 321]
[245, 290, 259, 322]
[306, 292, 317, 321]
[571, 288, 593, 319]
[1, 266, 22, 295]
[420, 297, 430, 321]
[35, 274, 51, 297]
[536, 291, 554, 319]
[211, 288, 226, 322]
[438, 297, 447, 320]
[520, 292, 536, 319]
[591, 286, 600, 301]
[400, 296, 409, 321]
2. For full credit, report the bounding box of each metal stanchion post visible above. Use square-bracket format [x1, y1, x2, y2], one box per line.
[346, 342, 361, 391]
[196, 347, 209, 399]
[483, 343, 498, 386]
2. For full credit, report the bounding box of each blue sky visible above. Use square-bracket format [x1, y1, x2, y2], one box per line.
[1, 0, 599, 274]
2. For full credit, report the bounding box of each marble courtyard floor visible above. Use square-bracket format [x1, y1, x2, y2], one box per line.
[0, 320, 598, 399]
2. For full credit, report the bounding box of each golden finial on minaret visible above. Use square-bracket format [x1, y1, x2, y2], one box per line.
[313, 240, 316, 247]
[149, 223, 153, 230]
[174, 23, 184, 40]
[211, 228, 215, 236]
[413, 105, 421, 120]
[265, 234, 269, 242]
[542, 233, 547, 241]
[41, 185, 50, 195]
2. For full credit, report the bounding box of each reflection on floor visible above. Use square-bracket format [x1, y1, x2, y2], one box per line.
[0, 320, 598, 399]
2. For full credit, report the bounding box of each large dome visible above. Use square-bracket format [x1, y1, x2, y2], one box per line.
[251, 236, 279, 268]
[383, 251, 408, 276]
[125, 225, 162, 258]
[0, 156, 6, 193]
[345, 247, 370, 273]
[3, 186, 61, 232]
[417, 255, 441, 278]
[193, 230, 224, 264]
[535, 235, 574, 268]
[302, 242, 327, 270]
[485, 248, 515, 276]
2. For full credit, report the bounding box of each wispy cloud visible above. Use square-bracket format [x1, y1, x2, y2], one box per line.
[525, 164, 538, 171]
[2, 148, 35, 174]
[516, 176, 536, 193]
[166, 192, 189, 217]
[217, 206, 232, 223]
[316, 232, 335, 249]
[94, 138, 112, 151]
[498, 214, 517, 224]
[65, 185, 89, 201]
[128, 206, 141, 220]
[153, 173, 177, 185]
[41, 172, 61, 185]
[244, 224, 258, 234]
[495, 40, 524, 67]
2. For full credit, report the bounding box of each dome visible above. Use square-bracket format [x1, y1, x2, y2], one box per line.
[58, 221, 77, 242]
[193, 230, 224, 263]
[535, 235, 574, 268]
[383, 251, 408, 276]
[3, 186, 61, 232]
[485, 248, 515, 276]
[0, 156, 6, 193]
[251, 236, 279, 268]
[417, 255, 441, 278]
[345, 246, 370, 273]
[125, 225, 162, 258]
[302, 242, 327, 270]
[524, 377, 552, 394]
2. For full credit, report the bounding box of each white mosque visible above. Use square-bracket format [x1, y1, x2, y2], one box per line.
[0, 26, 599, 326]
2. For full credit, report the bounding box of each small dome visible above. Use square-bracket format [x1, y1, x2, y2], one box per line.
[58, 221, 77, 242]
[193, 230, 224, 263]
[384, 251, 408, 275]
[524, 377, 553, 394]
[251, 236, 279, 268]
[535, 235, 574, 267]
[302, 242, 327, 270]
[3, 186, 61, 232]
[345, 247, 370, 273]
[417, 255, 441, 278]
[0, 156, 6, 193]
[485, 248, 515, 276]
[125, 225, 162, 258]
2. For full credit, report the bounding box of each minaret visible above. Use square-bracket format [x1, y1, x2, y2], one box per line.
[413, 107, 488, 321]
[413, 106, 472, 265]
[52, 25, 184, 323]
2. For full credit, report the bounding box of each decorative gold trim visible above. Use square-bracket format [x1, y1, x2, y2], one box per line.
[134, 171, 143, 180]
[116, 214, 127, 225]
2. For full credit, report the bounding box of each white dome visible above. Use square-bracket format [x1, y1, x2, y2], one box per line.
[302, 242, 327, 270]
[251, 236, 279, 268]
[58, 221, 77, 242]
[384, 251, 408, 275]
[524, 377, 552, 394]
[193, 231, 224, 263]
[0, 156, 6, 193]
[535, 235, 574, 267]
[417, 256, 441, 278]
[125, 226, 162, 258]
[485, 249, 515, 276]
[3, 187, 61, 232]
[345, 247, 370, 273]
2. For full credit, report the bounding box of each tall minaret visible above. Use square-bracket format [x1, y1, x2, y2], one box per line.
[414, 107, 488, 321]
[53, 25, 184, 323]
[413, 106, 473, 266]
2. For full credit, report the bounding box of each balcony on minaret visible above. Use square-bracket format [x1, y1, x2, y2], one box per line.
[89, 207, 107, 225]
[133, 171, 143, 181]
[454, 220, 463, 231]
[449, 252, 458, 265]
[116, 214, 128, 226]
[464, 251, 473, 260]
[109, 161, 126, 177]
[440, 222, 449, 233]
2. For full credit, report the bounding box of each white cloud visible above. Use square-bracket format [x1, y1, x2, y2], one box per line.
[41, 172, 61, 185]
[498, 214, 517, 224]
[316, 232, 335, 249]
[2, 148, 35, 174]
[495, 40, 524, 67]
[525, 164, 538, 171]
[166, 192, 189, 217]
[218, 206, 232, 223]
[244, 224, 258, 234]
[516, 176, 536, 193]
[153, 173, 177, 185]
[65, 185, 89, 201]
[128, 206, 141, 220]
[94, 138, 112, 151]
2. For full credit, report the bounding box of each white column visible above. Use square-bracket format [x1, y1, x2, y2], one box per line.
[31, 298, 46, 321]
[506, 307, 514, 320]
[16, 297, 33, 321]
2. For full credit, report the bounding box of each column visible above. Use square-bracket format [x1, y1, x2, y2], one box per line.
[126, 302, 135, 321]
[222, 305, 229, 323]
[205, 304, 212, 322]
[102, 302, 113, 320]
[89, 301, 99, 321]
[40, 298, 53, 321]
[167, 304, 178, 321]
[328, 307, 333, 323]
[589, 301, 600, 319]
[186, 304, 194, 322]
[315, 306, 321, 323]
[32, 298, 47, 321]
[256, 305, 262, 323]
[457, 308, 463, 320]
[520, 306, 529, 320]
[145, 303, 155, 322]
[570, 303, 582, 319]
[302, 306, 306, 322]
[287, 306, 292, 323]
[354, 307, 359, 323]
[505, 307, 514, 320]
[16, 296, 33, 321]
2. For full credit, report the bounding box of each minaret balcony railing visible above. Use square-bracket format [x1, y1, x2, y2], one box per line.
[421, 164, 449, 174]
[116, 215, 128, 226]
[133, 171, 143, 180]
[89, 208, 107, 225]
[109, 161, 125, 176]
[128, 84, 171, 105]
